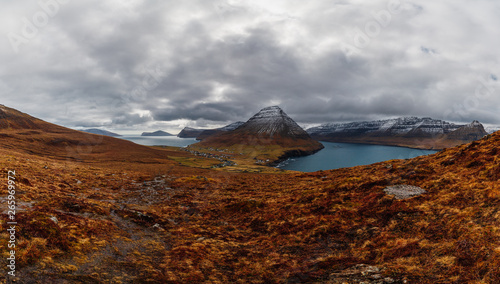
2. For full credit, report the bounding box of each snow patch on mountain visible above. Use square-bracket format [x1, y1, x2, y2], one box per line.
[485, 126, 500, 134]
[307, 117, 464, 136]
[219, 121, 245, 131]
[244, 106, 309, 137]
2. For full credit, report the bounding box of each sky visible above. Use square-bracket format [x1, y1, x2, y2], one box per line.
[1, 0, 500, 134]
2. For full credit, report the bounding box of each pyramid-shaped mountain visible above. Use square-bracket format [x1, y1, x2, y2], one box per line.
[238, 106, 313, 139]
[193, 106, 324, 164]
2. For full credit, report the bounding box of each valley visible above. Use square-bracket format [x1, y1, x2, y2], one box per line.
[1, 105, 500, 283]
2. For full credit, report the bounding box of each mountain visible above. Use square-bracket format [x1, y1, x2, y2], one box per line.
[141, 130, 174, 136]
[0, 104, 172, 161]
[83, 128, 121, 137]
[0, 104, 65, 131]
[5, 103, 500, 282]
[177, 127, 205, 138]
[196, 121, 245, 140]
[485, 125, 500, 134]
[307, 117, 488, 149]
[443, 120, 488, 141]
[191, 106, 324, 164]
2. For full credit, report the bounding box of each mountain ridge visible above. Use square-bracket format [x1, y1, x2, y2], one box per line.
[307, 117, 488, 149]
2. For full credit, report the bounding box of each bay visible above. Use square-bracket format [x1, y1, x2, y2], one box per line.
[277, 142, 438, 172]
[120, 137, 438, 172]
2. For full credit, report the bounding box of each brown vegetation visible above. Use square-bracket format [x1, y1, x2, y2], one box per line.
[1, 105, 500, 283]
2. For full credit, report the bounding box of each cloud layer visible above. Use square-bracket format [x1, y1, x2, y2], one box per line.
[1, 0, 500, 133]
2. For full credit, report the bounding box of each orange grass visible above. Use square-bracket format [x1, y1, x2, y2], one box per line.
[1, 106, 500, 282]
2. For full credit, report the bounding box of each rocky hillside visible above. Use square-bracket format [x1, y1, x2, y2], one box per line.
[308, 117, 488, 149]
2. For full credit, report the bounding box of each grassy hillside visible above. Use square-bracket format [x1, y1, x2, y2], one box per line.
[1, 105, 500, 283]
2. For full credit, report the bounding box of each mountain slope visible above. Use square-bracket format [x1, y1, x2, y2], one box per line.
[0, 105, 176, 162]
[308, 117, 487, 149]
[196, 121, 245, 141]
[191, 106, 324, 164]
[177, 127, 204, 138]
[444, 120, 488, 141]
[83, 128, 121, 137]
[0, 104, 70, 132]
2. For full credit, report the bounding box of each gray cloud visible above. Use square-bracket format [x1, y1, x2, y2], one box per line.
[1, 0, 500, 134]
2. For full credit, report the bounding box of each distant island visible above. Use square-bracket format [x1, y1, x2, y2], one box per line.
[82, 128, 121, 137]
[141, 130, 174, 136]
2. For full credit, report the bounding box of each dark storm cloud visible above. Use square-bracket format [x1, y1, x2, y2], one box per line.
[152, 103, 242, 122]
[1, 0, 500, 133]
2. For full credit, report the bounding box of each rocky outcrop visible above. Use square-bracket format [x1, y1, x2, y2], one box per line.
[383, 185, 426, 199]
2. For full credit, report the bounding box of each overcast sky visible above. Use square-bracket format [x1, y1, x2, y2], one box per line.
[1, 0, 500, 134]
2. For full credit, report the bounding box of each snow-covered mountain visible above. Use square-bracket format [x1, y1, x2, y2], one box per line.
[485, 126, 500, 134]
[195, 106, 315, 141]
[219, 121, 245, 131]
[191, 106, 324, 164]
[307, 117, 462, 137]
[241, 106, 312, 139]
[307, 117, 488, 150]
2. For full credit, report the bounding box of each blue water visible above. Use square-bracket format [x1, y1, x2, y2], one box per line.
[120, 137, 437, 172]
[277, 142, 438, 172]
[120, 136, 198, 147]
